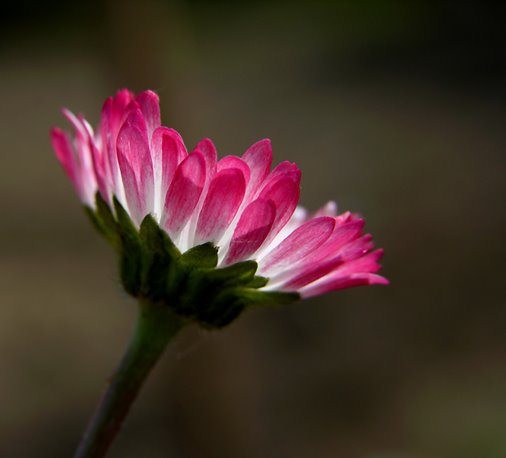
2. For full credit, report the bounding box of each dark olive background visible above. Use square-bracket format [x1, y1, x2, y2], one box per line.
[1, 1, 505, 457]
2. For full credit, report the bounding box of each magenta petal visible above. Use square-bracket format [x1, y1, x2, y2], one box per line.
[112, 89, 135, 123]
[193, 138, 218, 182]
[99, 97, 120, 191]
[304, 219, 366, 264]
[151, 127, 188, 206]
[257, 170, 301, 246]
[282, 256, 345, 290]
[117, 111, 154, 221]
[217, 155, 251, 184]
[50, 127, 76, 185]
[60, 109, 98, 205]
[267, 161, 301, 183]
[74, 114, 111, 202]
[301, 273, 389, 298]
[194, 138, 217, 162]
[135, 90, 161, 136]
[298, 250, 387, 297]
[118, 157, 143, 223]
[260, 216, 335, 274]
[272, 229, 374, 289]
[195, 168, 246, 244]
[334, 248, 384, 276]
[338, 234, 374, 261]
[162, 151, 206, 236]
[224, 199, 276, 265]
[242, 139, 272, 194]
[88, 132, 109, 203]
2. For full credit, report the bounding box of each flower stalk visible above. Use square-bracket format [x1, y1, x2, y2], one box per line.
[74, 301, 184, 458]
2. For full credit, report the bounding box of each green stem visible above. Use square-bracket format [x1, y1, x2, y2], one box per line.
[74, 301, 184, 458]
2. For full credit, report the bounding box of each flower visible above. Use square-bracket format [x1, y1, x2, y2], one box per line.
[51, 89, 387, 327]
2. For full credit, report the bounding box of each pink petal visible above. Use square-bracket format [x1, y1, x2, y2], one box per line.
[194, 138, 217, 162]
[224, 199, 276, 265]
[117, 111, 154, 222]
[99, 91, 135, 194]
[260, 216, 335, 274]
[265, 160, 301, 184]
[60, 109, 97, 205]
[151, 127, 188, 209]
[257, 165, 301, 247]
[74, 114, 111, 202]
[334, 248, 384, 276]
[162, 151, 206, 237]
[180, 139, 219, 247]
[298, 249, 387, 297]
[135, 90, 161, 137]
[335, 211, 352, 224]
[217, 155, 250, 183]
[338, 234, 374, 261]
[101, 89, 135, 143]
[300, 273, 389, 298]
[50, 127, 76, 185]
[88, 132, 109, 203]
[118, 157, 143, 223]
[193, 138, 217, 181]
[242, 139, 272, 195]
[279, 235, 377, 289]
[303, 219, 366, 264]
[195, 168, 246, 244]
[111, 89, 135, 129]
[282, 256, 345, 290]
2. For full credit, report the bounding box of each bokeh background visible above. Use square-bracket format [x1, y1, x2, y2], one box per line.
[1, 1, 505, 457]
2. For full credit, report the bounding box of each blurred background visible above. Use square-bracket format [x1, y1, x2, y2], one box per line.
[1, 1, 505, 457]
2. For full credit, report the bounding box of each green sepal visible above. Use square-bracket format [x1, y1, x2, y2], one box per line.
[113, 197, 143, 296]
[84, 198, 301, 328]
[139, 215, 180, 301]
[246, 276, 269, 288]
[206, 261, 258, 287]
[95, 193, 119, 248]
[197, 289, 246, 328]
[180, 243, 218, 269]
[84, 206, 107, 238]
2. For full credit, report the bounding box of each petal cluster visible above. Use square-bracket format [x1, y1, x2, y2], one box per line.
[51, 89, 387, 298]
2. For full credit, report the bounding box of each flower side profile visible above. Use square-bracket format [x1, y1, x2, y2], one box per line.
[51, 89, 387, 328]
[50, 89, 387, 458]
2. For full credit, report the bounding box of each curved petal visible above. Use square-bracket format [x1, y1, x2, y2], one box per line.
[151, 127, 188, 216]
[257, 165, 301, 248]
[162, 151, 206, 237]
[302, 218, 366, 264]
[50, 127, 76, 186]
[117, 110, 154, 222]
[193, 138, 217, 179]
[242, 138, 272, 196]
[135, 90, 161, 137]
[217, 156, 250, 184]
[272, 232, 376, 290]
[298, 249, 387, 297]
[300, 273, 389, 298]
[224, 199, 276, 265]
[259, 216, 335, 275]
[60, 109, 97, 205]
[195, 168, 246, 244]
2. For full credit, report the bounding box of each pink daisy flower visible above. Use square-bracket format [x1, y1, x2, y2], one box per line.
[51, 89, 387, 327]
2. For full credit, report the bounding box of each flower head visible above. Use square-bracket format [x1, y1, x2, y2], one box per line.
[51, 89, 387, 327]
